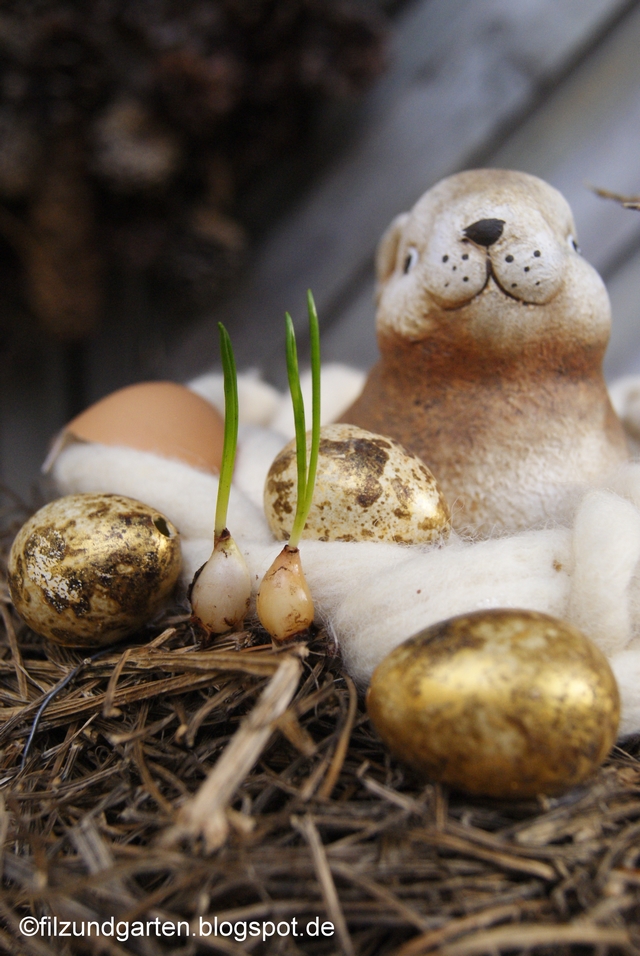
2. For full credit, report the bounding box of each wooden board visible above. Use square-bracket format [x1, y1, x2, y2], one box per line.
[321, 0, 640, 381]
[171, 0, 636, 386]
[488, 2, 640, 379]
[0, 336, 68, 502]
[3, 0, 639, 492]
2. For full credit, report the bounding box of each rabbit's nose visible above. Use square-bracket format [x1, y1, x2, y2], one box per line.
[463, 218, 505, 247]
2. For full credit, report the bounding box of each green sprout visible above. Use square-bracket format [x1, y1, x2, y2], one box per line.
[256, 290, 320, 643]
[214, 321, 239, 540]
[189, 320, 251, 636]
[288, 290, 321, 548]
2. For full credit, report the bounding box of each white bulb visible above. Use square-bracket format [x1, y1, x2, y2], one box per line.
[190, 532, 251, 634]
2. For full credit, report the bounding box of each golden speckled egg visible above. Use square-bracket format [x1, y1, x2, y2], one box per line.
[8, 493, 181, 647]
[366, 609, 620, 799]
[264, 423, 450, 544]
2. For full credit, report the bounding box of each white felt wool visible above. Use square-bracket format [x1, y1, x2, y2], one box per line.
[50, 385, 640, 738]
[610, 648, 640, 737]
[234, 425, 289, 511]
[303, 482, 640, 739]
[568, 491, 640, 656]
[271, 364, 366, 438]
[51, 442, 274, 574]
[188, 370, 282, 427]
[333, 486, 640, 733]
[186, 365, 366, 440]
[609, 377, 640, 454]
[333, 529, 573, 685]
[607, 460, 640, 512]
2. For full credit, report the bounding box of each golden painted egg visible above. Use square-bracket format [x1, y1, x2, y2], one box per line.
[366, 609, 620, 798]
[8, 493, 181, 647]
[264, 423, 450, 544]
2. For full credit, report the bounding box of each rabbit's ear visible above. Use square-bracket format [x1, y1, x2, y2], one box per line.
[375, 212, 410, 285]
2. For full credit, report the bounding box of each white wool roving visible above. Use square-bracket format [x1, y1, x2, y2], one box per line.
[234, 425, 289, 511]
[280, 539, 410, 622]
[48, 371, 640, 739]
[568, 490, 640, 655]
[332, 487, 640, 739]
[334, 528, 573, 687]
[51, 441, 274, 582]
[609, 377, 640, 455]
[607, 460, 640, 511]
[188, 370, 282, 427]
[186, 365, 365, 440]
[271, 364, 366, 439]
[610, 648, 640, 736]
[182, 537, 409, 612]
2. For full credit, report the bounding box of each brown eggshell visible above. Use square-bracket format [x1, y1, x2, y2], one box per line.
[367, 609, 620, 799]
[64, 381, 224, 473]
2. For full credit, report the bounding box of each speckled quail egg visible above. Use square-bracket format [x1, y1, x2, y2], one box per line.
[8, 493, 181, 647]
[366, 609, 620, 799]
[264, 423, 450, 544]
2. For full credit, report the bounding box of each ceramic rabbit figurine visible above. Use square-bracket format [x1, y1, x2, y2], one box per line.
[343, 169, 629, 534]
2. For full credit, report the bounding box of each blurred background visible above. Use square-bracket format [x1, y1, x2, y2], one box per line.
[1, 0, 640, 495]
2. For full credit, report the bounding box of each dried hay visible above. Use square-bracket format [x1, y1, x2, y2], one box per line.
[1, 490, 640, 956]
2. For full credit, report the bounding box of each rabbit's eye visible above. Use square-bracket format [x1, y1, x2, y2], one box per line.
[403, 247, 419, 274]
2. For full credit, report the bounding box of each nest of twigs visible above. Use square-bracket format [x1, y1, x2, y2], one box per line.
[2, 492, 640, 956]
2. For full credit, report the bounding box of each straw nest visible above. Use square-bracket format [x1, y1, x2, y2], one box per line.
[1, 489, 640, 956]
